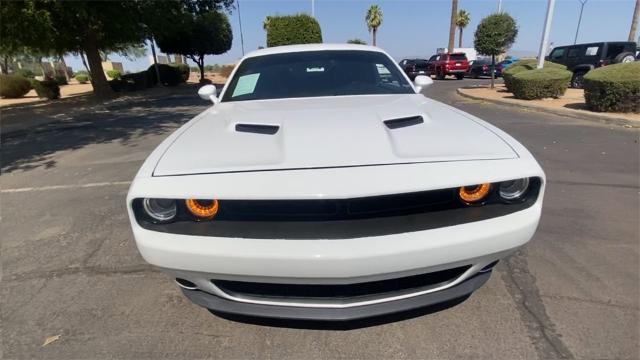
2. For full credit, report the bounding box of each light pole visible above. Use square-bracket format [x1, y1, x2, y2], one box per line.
[574, 0, 587, 44]
[237, 0, 245, 56]
[537, 0, 556, 69]
[498, 0, 502, 13]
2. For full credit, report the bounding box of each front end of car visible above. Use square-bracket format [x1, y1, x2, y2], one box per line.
[128, 155, 544, 321]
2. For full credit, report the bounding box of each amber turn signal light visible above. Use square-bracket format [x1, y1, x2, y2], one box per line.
[458, 183, 491, 204]
[185, 199, 219, 220]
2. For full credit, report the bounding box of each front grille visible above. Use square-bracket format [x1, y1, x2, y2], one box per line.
[213, 266, 470, 302]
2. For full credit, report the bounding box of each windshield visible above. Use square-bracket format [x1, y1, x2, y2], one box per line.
[222, 50, 414, 102]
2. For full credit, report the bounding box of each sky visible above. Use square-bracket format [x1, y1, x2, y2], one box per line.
[64, 0, 638, 73]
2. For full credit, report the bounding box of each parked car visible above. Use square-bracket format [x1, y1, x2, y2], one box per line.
[399, 58, 429, 80]
[494, 57, 519, 77]
[467, 58, 494, 78]
[127, 44, 545, 321]
[546, 41, 636, 88]
[427, 53, 469, 80]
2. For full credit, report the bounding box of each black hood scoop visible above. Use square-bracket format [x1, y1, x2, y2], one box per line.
[235, 123, 280, 135]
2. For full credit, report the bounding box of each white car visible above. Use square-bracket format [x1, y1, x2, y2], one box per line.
[127, 44, 545, 321]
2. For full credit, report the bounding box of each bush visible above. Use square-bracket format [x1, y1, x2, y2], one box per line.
[16, 68, 36, 78]
[508, 68, 572, 100]
[147, 64, 181, 86]
[106, 69, 121, 79]
[120, 70, 153, 91]
[54, 75, 68, 85]
[503, 59, 566, 91]
[31, 79, 60, 99]
[75, 74, 89, 84]
[74, 70, 89, 77]
[583, 62, 640, 113]
[171, 63, 190, 83]
[0, 74, 32, 98]
[266, 14, 322, 47]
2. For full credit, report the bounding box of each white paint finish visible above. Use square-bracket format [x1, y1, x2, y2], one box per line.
[153, 95, 517, 176]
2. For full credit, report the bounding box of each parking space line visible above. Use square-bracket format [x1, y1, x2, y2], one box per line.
[1, 181, 132, 193]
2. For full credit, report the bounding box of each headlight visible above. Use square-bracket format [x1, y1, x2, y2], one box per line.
[185, 199, 219, 220]
[142, 198, 177, 222]
[499, 178, 530, 201]
[458, 183, 491, 204]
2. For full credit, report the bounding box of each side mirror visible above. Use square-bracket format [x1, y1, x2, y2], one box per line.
[414, 75, 433, 93]
[198, 85, 219, 104]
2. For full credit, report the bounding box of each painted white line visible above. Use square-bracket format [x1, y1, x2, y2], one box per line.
[1, 181, 132, 193]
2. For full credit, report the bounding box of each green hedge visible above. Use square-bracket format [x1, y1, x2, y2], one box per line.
[509, 68, 572, 100]
[0, 74, 32, 98]
[75, 74, 89, 84]
[503, 59, 566, 92]
[147, 64, 181, 86]
[266, 14, 322, 47]
[16, 68, 36, 78]
[171, 64, 190, 83]
[31, 79, 60, 99]
[106, 69, 121, 79]
[583, 62, 640, 113]
[54, 75, 68, 85]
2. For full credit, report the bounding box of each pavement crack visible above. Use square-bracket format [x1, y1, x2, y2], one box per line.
[499, 250, 575, 359]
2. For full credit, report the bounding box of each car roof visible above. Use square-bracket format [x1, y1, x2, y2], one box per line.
[243, 43, 387, 59]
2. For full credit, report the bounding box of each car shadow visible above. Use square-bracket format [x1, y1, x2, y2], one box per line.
[208, 295, 471, 330]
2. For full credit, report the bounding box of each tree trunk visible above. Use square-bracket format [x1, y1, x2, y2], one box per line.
[630, 0, 640, 41]
[490, 54, 495, 89]
[448, 0, 458, 53]
[83, 33, 113, 99]
[372, 28, 377, 46]
[458, 28, 463, 48]
[1, 55, 8, 74]
[59, 54, 70, 82]
[79, 50, 91, 76]
[38, 57, 46, 78]
[199, 56, 205, 82]
[149, 37, 161, 87]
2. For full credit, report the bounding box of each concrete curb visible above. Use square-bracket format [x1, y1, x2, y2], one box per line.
[456, 88, 639, 128]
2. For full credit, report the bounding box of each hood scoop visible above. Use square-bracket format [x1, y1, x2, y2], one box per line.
[235, 123, 280, 135]
[384, 116, 424, 129]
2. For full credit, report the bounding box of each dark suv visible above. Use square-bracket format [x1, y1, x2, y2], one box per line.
[546, 41, 636, 88]
[398, 59, 429, 80]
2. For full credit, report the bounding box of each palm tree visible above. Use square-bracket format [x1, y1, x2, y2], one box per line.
[456, 9, 470, 48]
[365, 5, 383, 46]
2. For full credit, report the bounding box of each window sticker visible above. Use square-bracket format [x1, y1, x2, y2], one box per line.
[585, 46, 599, 56]
[232, 73, 260, 97]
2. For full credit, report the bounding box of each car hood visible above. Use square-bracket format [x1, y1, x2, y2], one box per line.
[153, 95, 517, 176]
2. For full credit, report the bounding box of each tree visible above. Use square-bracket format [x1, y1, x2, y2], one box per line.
[448, 0, 458, 53]
[474, 13, 518, 88]
[156, 11, 232, 82]
[365, 5, 383, 46]
[456, 9, 470, 48]
[347, 38, 367, 45]
[264, 14, 322, 47]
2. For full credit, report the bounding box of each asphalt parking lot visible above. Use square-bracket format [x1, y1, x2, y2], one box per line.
[2, 79, 638, 359]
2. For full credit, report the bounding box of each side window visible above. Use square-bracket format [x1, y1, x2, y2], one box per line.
[400, 60, 407, 66]
[567, 47, 581, 58]
[550, 47, 565, 60]
[605, 44, 625, 59]
[429, 55, 438, 61]
[585, 46, 600, 56]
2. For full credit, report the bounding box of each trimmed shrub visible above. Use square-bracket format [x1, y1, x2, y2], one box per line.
[120, 71, 153, 91]
[31, 79, 60, 99]
[508, 68, 572, 100]
[75, 74, 89, 84]
[583, 62, 640, 113]
[75, 70, 89, 77]
[106, 69, 121, 79]
[147, 64, 181, 86]
[171, 63, 190, 83]
[266, 14, 322, 47]
[54, 75, 68, 85]
[16, 68, 36, 78]
[0, 74, 32, 98]
[503, 59, 566, 91]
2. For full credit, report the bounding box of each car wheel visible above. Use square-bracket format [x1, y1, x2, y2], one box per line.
[613, 52, 635, 63]
[571, 71, 586, 89]
[456, 74, 464, 80]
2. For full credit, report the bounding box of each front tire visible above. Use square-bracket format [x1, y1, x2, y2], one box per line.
[456, 74, 464, 80]
[613, 52, 635, 63]
[571, 71, 586, 89]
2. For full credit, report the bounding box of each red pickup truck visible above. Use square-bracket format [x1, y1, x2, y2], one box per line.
[427, 53, 470, 80]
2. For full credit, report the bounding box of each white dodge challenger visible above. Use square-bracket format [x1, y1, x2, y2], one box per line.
[127, 44, 545, 321]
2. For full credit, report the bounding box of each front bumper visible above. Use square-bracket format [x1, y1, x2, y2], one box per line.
[182, 271, 492, 321]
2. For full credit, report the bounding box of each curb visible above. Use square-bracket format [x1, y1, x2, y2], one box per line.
[456, 88, 639, 128]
